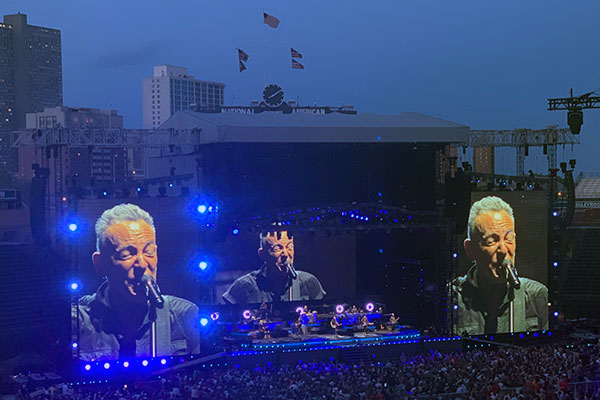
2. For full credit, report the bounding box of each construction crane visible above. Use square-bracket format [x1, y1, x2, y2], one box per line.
[548, 89, 600, 134]
[461, 126, 579, 176]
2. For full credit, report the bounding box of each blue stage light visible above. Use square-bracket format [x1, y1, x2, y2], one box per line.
[210, 312, 220, 321]
[160, 359, 167, 365]
[84, 364, 91, 371]
[552, 211, 558, 217]
[453, 305, 459, 310]
[452, 253, 458, 258]
[200, 318, 209, 327]
[169, 183, 173, 188]
[365, 303, 374, 312]
[553, 261, 559, 267]
[68, 223, 78, 232]
[71, 342, 78, 349]
[554, 311, 559, 317]
[123, 361, 130, 368]
[142, 360, 149, 367]
[242, 310, 252, 319]
[103, 362, 110, 369]
[197, 205, 207, 214]
[68, 280, 82, 293]
[198, 261, 208, 271]
[232, 228, 239, 235]
[136, 187, 141, 192]
[335, 305, 344, 314]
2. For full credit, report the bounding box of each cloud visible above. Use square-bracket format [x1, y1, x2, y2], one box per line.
[92, 41, 164, 68]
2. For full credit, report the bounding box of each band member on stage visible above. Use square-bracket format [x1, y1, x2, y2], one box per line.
[258, 319, 271, 339]
[222, 230, 326, 304]
[73, 204, 200, 361]
[361, 314, 371, 335]
[330, 315, 341, 335]
[388, 313, 398, 331]
[452, 196, 548, 335]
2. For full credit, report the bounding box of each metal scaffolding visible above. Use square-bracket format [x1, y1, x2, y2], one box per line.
[460, 126, 579, 175]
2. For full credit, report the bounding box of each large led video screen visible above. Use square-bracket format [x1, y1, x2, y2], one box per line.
[71, 198, 357, 361]
[451, 191, 549, 336]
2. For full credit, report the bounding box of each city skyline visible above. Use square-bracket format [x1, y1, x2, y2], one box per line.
[2, 1, 600, 174]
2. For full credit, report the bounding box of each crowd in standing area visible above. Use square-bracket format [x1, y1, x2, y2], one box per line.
[12, 341, 600, 400]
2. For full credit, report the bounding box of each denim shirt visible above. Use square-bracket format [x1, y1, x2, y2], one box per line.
[452, 264, 548, 335]
[73, 281, 200, 361]
[222, 266, 326, 304]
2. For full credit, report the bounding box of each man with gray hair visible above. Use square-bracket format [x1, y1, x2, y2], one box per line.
[74, 203, 199, 360]
[452, 196, 548, 335]
[222, 230, 326, 304]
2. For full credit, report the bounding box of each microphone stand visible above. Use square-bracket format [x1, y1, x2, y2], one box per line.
[144, 277, 164, 358]
[286, 263, 297, 302]
[151, 317, 157, 357]
[506, 269, 515, 333]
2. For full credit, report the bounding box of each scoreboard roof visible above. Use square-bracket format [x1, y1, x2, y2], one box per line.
[159, 110, 469, 144]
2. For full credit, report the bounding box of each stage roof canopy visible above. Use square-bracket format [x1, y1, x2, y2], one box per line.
[159, 111, 469, 144]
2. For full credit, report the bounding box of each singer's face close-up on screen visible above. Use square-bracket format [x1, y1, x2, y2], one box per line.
[466, 210, 516, 278]
[259, 231, 295, 274]
[97, 219, 158, 298]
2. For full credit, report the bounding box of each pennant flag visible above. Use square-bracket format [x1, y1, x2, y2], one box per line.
[238, 48, 249, 62]
[290, 48, 303, 59]
[239, 61, 247, 73]
[292, 59, 304, 70]
[263, 12, 280, 28]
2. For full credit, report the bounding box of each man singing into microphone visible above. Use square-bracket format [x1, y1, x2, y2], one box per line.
[222, 230, 326, 304]
[74, 204, 199, 360]
[452, 196, 548, 335]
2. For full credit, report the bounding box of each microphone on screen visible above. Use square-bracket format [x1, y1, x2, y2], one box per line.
[502, 258, 521, 290]
[285, 261, 298, 279]
[143, 275, 165, 309]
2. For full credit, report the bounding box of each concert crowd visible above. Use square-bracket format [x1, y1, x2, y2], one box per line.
[11, 340, 600, 400]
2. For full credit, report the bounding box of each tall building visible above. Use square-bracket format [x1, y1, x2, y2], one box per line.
[19, 107, 126, 189]
[473, 146, 495, 174]
[142, 65, 225, 129]
[0, 13, 62, 171]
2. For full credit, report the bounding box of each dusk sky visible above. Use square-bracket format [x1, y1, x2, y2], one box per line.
[3, 1, 600, 174]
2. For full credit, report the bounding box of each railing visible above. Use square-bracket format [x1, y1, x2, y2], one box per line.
[569, 380, 600, 396]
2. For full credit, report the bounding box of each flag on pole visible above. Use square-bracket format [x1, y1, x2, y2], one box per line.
[263, 12, 280, 28]
[290, 48, 303, 59]
[239, 61, 247, 73]
[238, 48, 249, 62]
[292, 59, 304, 69]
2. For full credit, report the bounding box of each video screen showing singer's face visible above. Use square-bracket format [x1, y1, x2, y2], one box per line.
[220, 231, 328, 304]
[260, 231, 295, 276]
[73, 204, 200, 361]
[451, 194, 548, 336]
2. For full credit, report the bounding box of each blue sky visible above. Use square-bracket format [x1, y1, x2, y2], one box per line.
[3, 0, 600, 174]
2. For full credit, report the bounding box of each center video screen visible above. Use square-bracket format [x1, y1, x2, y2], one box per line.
[72, 199, 357, 361]
[212, 229, 357, 305]
[451, 191, 549, 336]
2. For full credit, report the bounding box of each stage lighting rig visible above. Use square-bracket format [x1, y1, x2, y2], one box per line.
[548, 88, 600, 134]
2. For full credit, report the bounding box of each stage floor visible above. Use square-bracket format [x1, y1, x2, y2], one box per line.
[239, 327, 422, 351]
